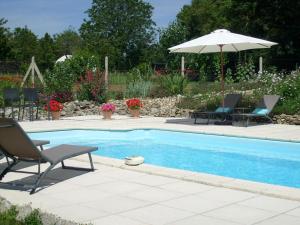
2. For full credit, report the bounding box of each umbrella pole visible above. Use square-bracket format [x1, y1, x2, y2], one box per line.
[219, 45, 225, 107]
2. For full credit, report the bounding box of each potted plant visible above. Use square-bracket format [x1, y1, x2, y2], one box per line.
[100, 103, 116, 120]
[126, 98, 143, 118]
[44, 100, 64, 120]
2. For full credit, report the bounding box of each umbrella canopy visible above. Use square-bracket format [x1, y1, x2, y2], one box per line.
[168, 29, 277, 106]
[169, 29, 277, 53]
[55, 55, 72, 64]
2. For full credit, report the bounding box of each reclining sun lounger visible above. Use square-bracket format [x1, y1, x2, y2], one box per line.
[191, 93, 241, 124]
[1, 139, 49, 165]
[231, 95, 280, 127]
[0, 118, 97, 194]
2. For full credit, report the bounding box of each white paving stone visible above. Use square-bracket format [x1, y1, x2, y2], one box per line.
[48, 204, 108, 223]
[286, 207, 300, 217]
[159, 180, 214, 194]
[161, 194, 229, 213]
[89, 180, 148, 194]
[123, 186, 185, 202]
[0, 116, 300, 225]
[91, 215, 150, 225]
[255, 214, 300, 225]
[238, 195, 300, 213]
[203, 204, 277, 225]
[81, 195, 152, 213]
[195, 187, 256, 203]
[127, 173, 179, 186]
[167, 214, 240, 225]
[48, 188, 113, 204]
[119, 204, 194, 225]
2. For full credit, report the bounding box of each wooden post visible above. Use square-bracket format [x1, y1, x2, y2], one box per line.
[31, 57, 35, 87]
[181, 56, 185, 77]
[259, 56, 263, 74]
[105, 56, 108, 87]
[21, 56, 45, 88]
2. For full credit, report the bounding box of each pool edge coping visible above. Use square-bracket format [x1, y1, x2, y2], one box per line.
[26, 127, 300, 144]
[22, 122, 300, 201]
[72, 154, 300, 202]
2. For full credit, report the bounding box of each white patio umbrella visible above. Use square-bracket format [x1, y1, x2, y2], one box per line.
[55, 55, 72, 64]
[168, 29, 277, 106]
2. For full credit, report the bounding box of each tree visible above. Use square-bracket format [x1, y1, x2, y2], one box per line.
[229, 0, 300, 70]
[158, 21, 188, 69]
[38, 33, 56, 71]
[80, 0, 156, 69]
[177, 0, 232, 39]
[10, 26, 39, 69]
[54, 27, 82, 56]
[0, 18, 11, 61]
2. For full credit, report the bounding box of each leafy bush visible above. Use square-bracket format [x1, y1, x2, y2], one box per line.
[235, 61, 256, 82]
[124, 80, 152, 98]
[109, 72, 128, 85]
[44, 53, 101, 96]
[51, 92, 73, 103]
[0, 207, 42, 225]
[135, 63, 154, 81]
[76, 70, 106, 102]
[44, 61, 76, 95]
[0, 75, 21, 107]
[160, 73, 188, 96]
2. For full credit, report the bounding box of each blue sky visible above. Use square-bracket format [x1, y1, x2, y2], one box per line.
[0, 0, 191, 37]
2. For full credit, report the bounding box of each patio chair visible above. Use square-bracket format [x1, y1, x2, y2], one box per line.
[191, 93, 241, 124]
[0, 118, 97, 194]
[231, 95, 280, 127]
[2, 88, 21, 120]
[20, 88, 40, 121]
[1, 139, 50, 165]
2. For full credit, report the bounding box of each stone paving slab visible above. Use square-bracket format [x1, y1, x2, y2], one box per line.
[0, 116, 300, 224]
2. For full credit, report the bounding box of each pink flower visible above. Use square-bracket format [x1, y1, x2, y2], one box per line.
[100, 103, 116, 112]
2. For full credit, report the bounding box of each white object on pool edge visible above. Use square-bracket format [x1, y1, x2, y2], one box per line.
[125, 156, 144, 166]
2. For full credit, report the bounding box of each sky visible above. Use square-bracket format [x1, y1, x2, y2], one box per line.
[0, 0, 191, 37]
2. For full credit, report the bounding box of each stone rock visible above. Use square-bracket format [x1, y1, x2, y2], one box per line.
[0, 197, 12, 213]
[16, 204, 33, 221]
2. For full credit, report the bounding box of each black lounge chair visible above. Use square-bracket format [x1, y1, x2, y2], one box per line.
[191, 93, 241, 124]
[0, 118, 97, 194]
[1, 139, 49, 165]
[2, 88, 21, 120]
[231, 95, 280, 127]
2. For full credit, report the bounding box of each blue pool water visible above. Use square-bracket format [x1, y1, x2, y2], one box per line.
[29, 129, 300, 188]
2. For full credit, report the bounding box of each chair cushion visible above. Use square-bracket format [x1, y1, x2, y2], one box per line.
[215, 107, 231, 113]
[252, 108, 269, 115]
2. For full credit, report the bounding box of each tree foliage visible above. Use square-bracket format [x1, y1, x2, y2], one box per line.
[9, 27, 39, 71]
[53, 27, 82, 56]
[80, 0, 156, 69]
[38, 33, 56, 71]
[0, 18, 11, 61]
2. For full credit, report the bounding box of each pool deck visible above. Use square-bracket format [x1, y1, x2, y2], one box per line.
[1, 115, 300, 225]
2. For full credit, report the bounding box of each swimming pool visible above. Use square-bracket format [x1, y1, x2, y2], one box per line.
[29, 129, 300, 188]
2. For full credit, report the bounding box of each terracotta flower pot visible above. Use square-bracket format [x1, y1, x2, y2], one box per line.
[102, 110, 113, 120]
[51, 111, 61, 120]
[129, 108, 140, 118]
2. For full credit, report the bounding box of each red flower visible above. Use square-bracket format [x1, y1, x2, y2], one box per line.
[44, 100, 63, 112]
[126, 98, 143, 110]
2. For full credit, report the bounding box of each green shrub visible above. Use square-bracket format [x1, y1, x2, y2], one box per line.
[160, 73, 188, 96]
[44, 61, 76, 95]
[124, 80, 152, 98]
[135, 63, 153, 81]
[109, 72, 128, 85]
[0, 76, 21, 107]
[235, 61, 256, 82]
[44, 53, 101, 96]
[77, 70, 106, 102]
[0, 207, 42, 225]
